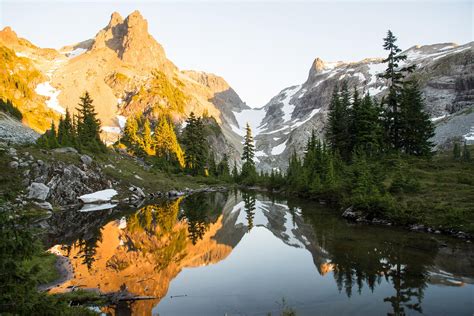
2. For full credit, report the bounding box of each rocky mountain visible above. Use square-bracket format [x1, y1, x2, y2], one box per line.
[0, 11, 249, 162]
[250, 42, 474, 170]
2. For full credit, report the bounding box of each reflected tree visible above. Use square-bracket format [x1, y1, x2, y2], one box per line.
[242, 191, 256, 232]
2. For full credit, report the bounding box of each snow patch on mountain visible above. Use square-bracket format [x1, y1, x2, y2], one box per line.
[35, 82, 66, 114]
[280, 85, 301, 123]
[232, 107, 266, 136]
[271, 140, 287, 155]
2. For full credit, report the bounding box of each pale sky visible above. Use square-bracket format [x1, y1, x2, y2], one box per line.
[1, 1, 472, 107]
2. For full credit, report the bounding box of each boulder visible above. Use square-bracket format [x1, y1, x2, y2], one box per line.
[27, 182, 50, 201]
[9, 161, 19, 169]
[80, 154, 93, 165]
[33, 201, 53, 211]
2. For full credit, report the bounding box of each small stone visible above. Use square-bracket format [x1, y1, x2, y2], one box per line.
[27, 182, 50, 201]
[37, 159, 44, 166]
[80, 155, 93, 165]
[9, 161, 19, 168]
[33, 201, 53, 211]
[19, 162, 29, 168]
[52, 147, 78, 154]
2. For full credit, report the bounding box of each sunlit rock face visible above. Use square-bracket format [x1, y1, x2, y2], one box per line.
[49, 199, 233, 314]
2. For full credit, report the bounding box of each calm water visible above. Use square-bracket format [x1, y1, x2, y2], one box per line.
[46, 191, 474, 315]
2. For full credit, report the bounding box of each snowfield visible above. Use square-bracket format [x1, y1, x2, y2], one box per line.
[232, 107, 267, 136]
[79, 189, 118, 203]
[35, 82, 66, 114]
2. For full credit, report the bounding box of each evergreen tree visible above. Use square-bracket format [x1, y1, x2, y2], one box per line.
[208, 153, 217, 177]
[327, 84, 351, 160]
[232, 161, 239, 182]
[122, 115, 140, 154]
[57, 108, 75, 147]
[242, 123, 255, 164]
[379, 30, 415, 151]
[240, 123, 257, 185]
[76, 91, 105, 152]
[36, 121, 58, 149]
[453, 142, 461, 160]
[352, 93, 383, 156]
[399, 81, 434, 156]
[153, 117, 185, 168]
[217, 153, 230, 178]
[182, 112, 208, 175]
[142, 118, 154, 156]
[462, 142, 471, 162]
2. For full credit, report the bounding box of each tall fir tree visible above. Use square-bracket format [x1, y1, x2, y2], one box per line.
[399, 80, 434, 156]
[326, 83, 351, 160]
[379, 30, 415, 151]
[182, 112, 208, 175]
[351, 93, 383, 156]
[142, 118, 154, 156]
[57, 108, 75, 147]
[76, 91, 105, 152]
[153, 117, 185, 168]
[240, 123, 257, 185]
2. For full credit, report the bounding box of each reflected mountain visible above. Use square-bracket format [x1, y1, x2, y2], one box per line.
[46, 191, 474, 315]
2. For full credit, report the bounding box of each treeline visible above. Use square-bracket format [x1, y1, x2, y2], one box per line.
[120, 111, 232, 179]
[236, 30, 461, 220]
[36, 92, 106, 153]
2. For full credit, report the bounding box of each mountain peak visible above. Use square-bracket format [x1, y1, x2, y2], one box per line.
[91, 10, 171, 71]
[109, 11, 124, 27]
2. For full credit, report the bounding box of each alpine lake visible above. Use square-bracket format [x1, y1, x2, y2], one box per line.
[44, 190, 474, 315]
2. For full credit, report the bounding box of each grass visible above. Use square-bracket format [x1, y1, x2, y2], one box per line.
[386, 146, 474, 233]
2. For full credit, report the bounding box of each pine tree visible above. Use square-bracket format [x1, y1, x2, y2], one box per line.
[240, 123, 257, 185]
[352, 94, 383, 156]
[242, 123, 255, 165]
[57, 108, 75, 147]
[232, 161, 239, 182]
[142, 118, 154, 155]
[462, 142, 471, 162]
[399, 81, 434, 156]
[327, 84, 351, 160]
[453, 142, 461, 160]
[153, 117, 185, 168]
[122, 115, 140, 154]
[37, 121, 59, 148]
[217, 153, 230, 177]
[182, 112, 208, 175]
[379, 30, 415, 151]
[76, 91, 105, 152]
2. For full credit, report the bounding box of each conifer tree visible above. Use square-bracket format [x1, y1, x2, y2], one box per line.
[379, 30, 415, 151]
[242, 123, 255, 165]
[76, 91, 105, 152]
[122, 115, 140, 154]
[352, 94, 383, 156]
[57, 108, 75, 147]
[240, 123, 257, 185]
[37, 121, 59, 148]
[453, 142, 461, 160]
[399, 81, 434, 156]
[153, 117, 185, 168]
[327, 84, 351, 160]
[462, 142, 471, 162]
[217, 153, 230, 177]
[182, 112, 208, 175]
[232, 161, 239, 181]
[142, 118, 154, 156]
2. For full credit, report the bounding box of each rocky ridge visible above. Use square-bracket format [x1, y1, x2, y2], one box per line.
[250, 42, 474, 170]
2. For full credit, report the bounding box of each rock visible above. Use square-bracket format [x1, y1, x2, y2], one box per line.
[52, 147, 78, 154]
[7, 147, 17, 156]
[129, 186, 145, 198]
[27, 182, 50, 201]
[33, 201, 53, 211]
[410, 224, 425, 232]
[341, 206, 364, 221]
[37, 159, 44, 166]
[80, 154, 93, 165]
[9, 161, 19, 169]
[19, 162, 29, 168]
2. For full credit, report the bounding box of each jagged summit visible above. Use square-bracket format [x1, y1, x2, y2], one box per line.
[91, 10, 171, 71]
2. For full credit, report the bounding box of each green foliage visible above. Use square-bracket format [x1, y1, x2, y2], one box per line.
[453, 142, 461, 160]
[76, 91, 106, 153]
[242, 123, 255, 165]
[57, 108, 76, 147]
[0, 98, 22, 120]
[36, 121, 59, 149]
[182, 112, 208, 175]
[0, 206, 99, 314]
[462, 142, 471, 162]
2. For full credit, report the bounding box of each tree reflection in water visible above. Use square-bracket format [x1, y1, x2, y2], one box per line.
[301, 203, 437, 316]
[242, 191, 256, 232]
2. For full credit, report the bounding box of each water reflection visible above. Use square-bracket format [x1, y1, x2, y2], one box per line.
[46, 191, 474, 315]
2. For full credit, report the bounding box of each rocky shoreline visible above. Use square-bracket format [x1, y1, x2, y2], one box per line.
[341, 206, 472, 241]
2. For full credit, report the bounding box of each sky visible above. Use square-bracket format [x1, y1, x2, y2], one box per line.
[1, 1, 472, 107]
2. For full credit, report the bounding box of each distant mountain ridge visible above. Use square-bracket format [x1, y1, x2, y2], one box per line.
[248, 42, 474, 170]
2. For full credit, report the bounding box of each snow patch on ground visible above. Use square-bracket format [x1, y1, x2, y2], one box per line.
[79, 189, 118, 203]
[255, 150, 267, 157]
[35, 82, 66, 114]
[430, 114, 449, 122]
[367, 62, 386, 85]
